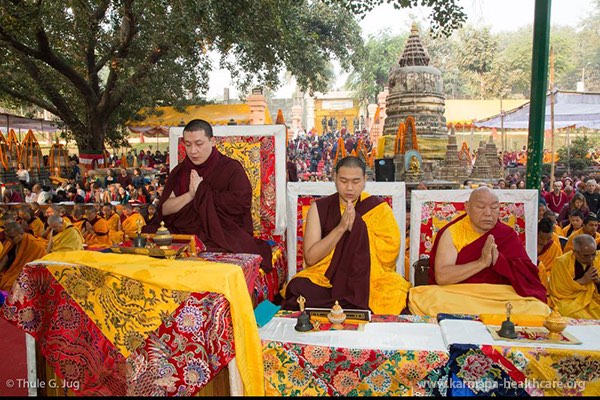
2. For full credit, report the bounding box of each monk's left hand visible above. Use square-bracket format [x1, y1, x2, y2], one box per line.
[189, 170, 203, 195]
[490, 236, 499, 265]
[345, 200, 356, 231]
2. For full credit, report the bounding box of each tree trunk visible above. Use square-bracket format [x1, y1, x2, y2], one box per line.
[480, 73, 485, 100]
[74, 116, 106, 154]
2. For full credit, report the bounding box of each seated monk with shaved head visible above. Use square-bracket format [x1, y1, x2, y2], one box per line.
[282, 156, 411, 314]
[409, 187, 550, 316]
[0, 221, 47, 290]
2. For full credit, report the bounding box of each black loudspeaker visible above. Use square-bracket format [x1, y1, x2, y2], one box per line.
[375, 158, 395, 182]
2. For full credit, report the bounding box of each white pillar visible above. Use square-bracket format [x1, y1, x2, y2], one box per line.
[305, 96, 315, 132]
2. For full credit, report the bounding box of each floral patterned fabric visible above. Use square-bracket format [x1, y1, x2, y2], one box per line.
[448, 343, 600, 396]
[262, 340, 449, 396]
[1, 263, 235, 396]
[417, 201, 526, 260]
[253, 240, 288, 304]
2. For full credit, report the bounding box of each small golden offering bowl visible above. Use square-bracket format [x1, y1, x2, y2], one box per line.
[543, 309, 567, 341]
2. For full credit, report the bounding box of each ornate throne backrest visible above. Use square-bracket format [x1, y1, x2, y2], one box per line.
[286, 181, 406, 281]
[169, 125, 287, 239]
[408, 189, 538, 285]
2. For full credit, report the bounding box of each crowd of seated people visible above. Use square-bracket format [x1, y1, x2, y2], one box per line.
[2, 135, 599, 322]
[0, 201, 156, 291]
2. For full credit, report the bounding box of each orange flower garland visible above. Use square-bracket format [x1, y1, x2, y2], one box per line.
[394, 122, 405, 155]
[405, 116, 418, 152]
[334, 136, 346, 166]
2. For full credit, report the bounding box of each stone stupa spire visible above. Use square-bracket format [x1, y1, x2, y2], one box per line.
[398, 23, 430, 67]
[383, 22, 447, 160]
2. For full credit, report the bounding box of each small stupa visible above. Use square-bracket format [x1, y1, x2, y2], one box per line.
[437, 125, 469, 182]
[469, 140, 493, 181]
[485, 135, 501, 179]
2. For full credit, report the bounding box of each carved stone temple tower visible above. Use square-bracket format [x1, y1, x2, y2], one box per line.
[383, 23, 447, 160]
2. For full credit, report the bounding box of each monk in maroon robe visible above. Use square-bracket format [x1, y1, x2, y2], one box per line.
[144, 119, 272, 272]
[283, 193, 378, 310]
[282, 156, 411, 314]
[428, 188, 547, 303]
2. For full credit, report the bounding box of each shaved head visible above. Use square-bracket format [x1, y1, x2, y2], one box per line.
[465, 187, 500, 233]
[468, 186, 499, 204]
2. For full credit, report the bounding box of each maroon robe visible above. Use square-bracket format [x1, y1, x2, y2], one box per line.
[284, 193, 382, 310]
[145, 147, 272, 271]
[429, 213, 547, 303]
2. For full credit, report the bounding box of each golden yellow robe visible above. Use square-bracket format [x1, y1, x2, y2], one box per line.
[553, 224, 563, 237]
[563, 228, 600, 253]
[84, 218, 112, 248]
[122, 212, 146, 239]
[71, 218, 85, 233]
[50, 226, 84, 252]
[548, 251, 600, 319]
[538, 240, 563, 290]
[0, 233, 47, 291]
[105, 212, 124, 244]
[283, 192, 411, 314]
[561, 224, 574, 237]
[28, 217, 45, 238]
[409, 216, 550, 316]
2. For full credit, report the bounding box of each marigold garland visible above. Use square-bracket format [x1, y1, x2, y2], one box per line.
[395, 122, 405, 155]
[405, 115, 418, 152]
[334, 136, 346, 166]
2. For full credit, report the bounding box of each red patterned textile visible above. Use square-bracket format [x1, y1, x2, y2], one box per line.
[256, 240, 288, 303]
[417, 201, 526, 260]
[0, 263, 235, 396]
[1, 264, 127, 395]
[125, 292, 235, 396]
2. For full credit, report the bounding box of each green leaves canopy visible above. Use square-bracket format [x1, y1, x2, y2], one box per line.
[0, 0, 365, 152]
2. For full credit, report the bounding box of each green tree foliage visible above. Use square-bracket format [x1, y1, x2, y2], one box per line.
[557, 135, 597, 169]
[457, 26, 497, 99]
[345, 30, 407, 107]
[0, 1, 365, 152]
[332, 0, 466, 37]
[0, 0, 468, 153]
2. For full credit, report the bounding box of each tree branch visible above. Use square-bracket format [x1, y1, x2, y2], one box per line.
[34, 28, 98, 102]
[86, 0, 111, 91]
[18, 56, 85, 132]
[0, 25, 43, 59]
[0, 83, 60, 116]
[108, 44, 168, 116]
[99, 0, 137, 114]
